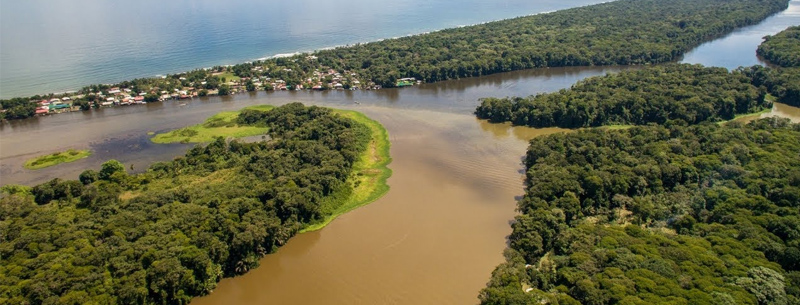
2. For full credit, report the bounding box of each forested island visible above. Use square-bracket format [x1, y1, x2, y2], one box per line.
[480, 119, 800, 304]
[0, 0, 789, 121]
[0, 103, 391, 304]
[475, 64, 772, 128]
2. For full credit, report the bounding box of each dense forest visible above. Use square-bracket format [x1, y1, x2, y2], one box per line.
[314, 0, 786, 86]
[1, 0, 789, 121]
[748, 26, 800, 108]
[742, 65, 800, 108]
[475, 64, 771, 128]
[757, 25, 800, 68]
[480, 119, 800, 304]
[0, 103, 374, 304]
[0, 97, 36, 120]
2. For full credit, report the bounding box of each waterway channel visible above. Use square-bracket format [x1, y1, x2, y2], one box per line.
[0, 1, 799, 304]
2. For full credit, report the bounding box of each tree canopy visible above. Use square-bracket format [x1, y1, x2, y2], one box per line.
[2, 0, 789, 121]
[0, 103, 373, 304]
[757, 25, 800, 68]
[480, 119, 800, 304]
[746, 26, 800, 108]
[313, 0, 786, 86]
[475, 64, 772, 128]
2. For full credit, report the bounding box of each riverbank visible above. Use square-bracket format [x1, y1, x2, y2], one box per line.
[23, 149, 91, 170]
[301, 109, 392, 233]
[150, 105, 273, 143]
[150, 105, 392, 233]
[0, 103, 394, 304]
[1, 0, 788, 121]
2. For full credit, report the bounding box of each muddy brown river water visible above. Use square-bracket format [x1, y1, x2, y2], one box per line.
[0, 66, 618, 304]
[2, 74, 798, 304]
[1, 2, 799, 302]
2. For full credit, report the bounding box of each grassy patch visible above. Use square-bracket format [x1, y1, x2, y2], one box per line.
[24, 149, 91, 170]
[150, 105, 273, 143]
[149, 104, 391, 233]
[600, 125, 634, 130]
[300, 109, 392, 233]
[216, 72, 241, 83]
[720, 108, 773, 125]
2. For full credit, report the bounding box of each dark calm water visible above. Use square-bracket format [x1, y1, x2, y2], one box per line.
[681, 0, 800, 69]
[0, 0, 603, 98]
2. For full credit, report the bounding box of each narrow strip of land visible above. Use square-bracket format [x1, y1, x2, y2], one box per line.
[1, 0, 789, 121]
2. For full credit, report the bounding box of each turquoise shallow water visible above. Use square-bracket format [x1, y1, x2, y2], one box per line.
[0, 0, 602, 98]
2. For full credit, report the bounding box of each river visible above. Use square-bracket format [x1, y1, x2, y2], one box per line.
[1, 1, 799, 304]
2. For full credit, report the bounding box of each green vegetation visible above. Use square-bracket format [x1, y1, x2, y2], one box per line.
[747, 28, 800, 108]
[215, 71, 241, 83]
[23, 149, 92, 170]
[301, 109, 392, 232]
[476, 64, 772, 128]
[1, 0, 788, 121]
[0, 97, 37, 120]
[315, 0, 786, 85]
[150, 105, 274, 143]
[0, 103, 392, 304]
[480, 119, 800, 304]
[743, 64, 800, 109]
[725, 107, 773, 124]
[758, 25, 800, 67]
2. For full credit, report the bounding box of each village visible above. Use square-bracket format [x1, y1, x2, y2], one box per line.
[5, 55, 420, 119]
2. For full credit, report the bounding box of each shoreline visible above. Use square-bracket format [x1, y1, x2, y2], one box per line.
[300, 109, 392, 233]
[1, 0, 789, 122]
[0, 2, 600, 100]
[149, 105, 392, 233]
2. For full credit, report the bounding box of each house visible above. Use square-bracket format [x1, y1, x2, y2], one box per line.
[108, 89, 121, 94]
[49, 103, 70, 111]
[134, 96, 145, 103]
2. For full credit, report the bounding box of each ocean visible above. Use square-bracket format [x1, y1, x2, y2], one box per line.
[0, 0, 602, 98]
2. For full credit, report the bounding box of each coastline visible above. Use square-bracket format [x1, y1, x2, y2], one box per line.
[0, 2, 598, 100]
[1, 0, 789, 122]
